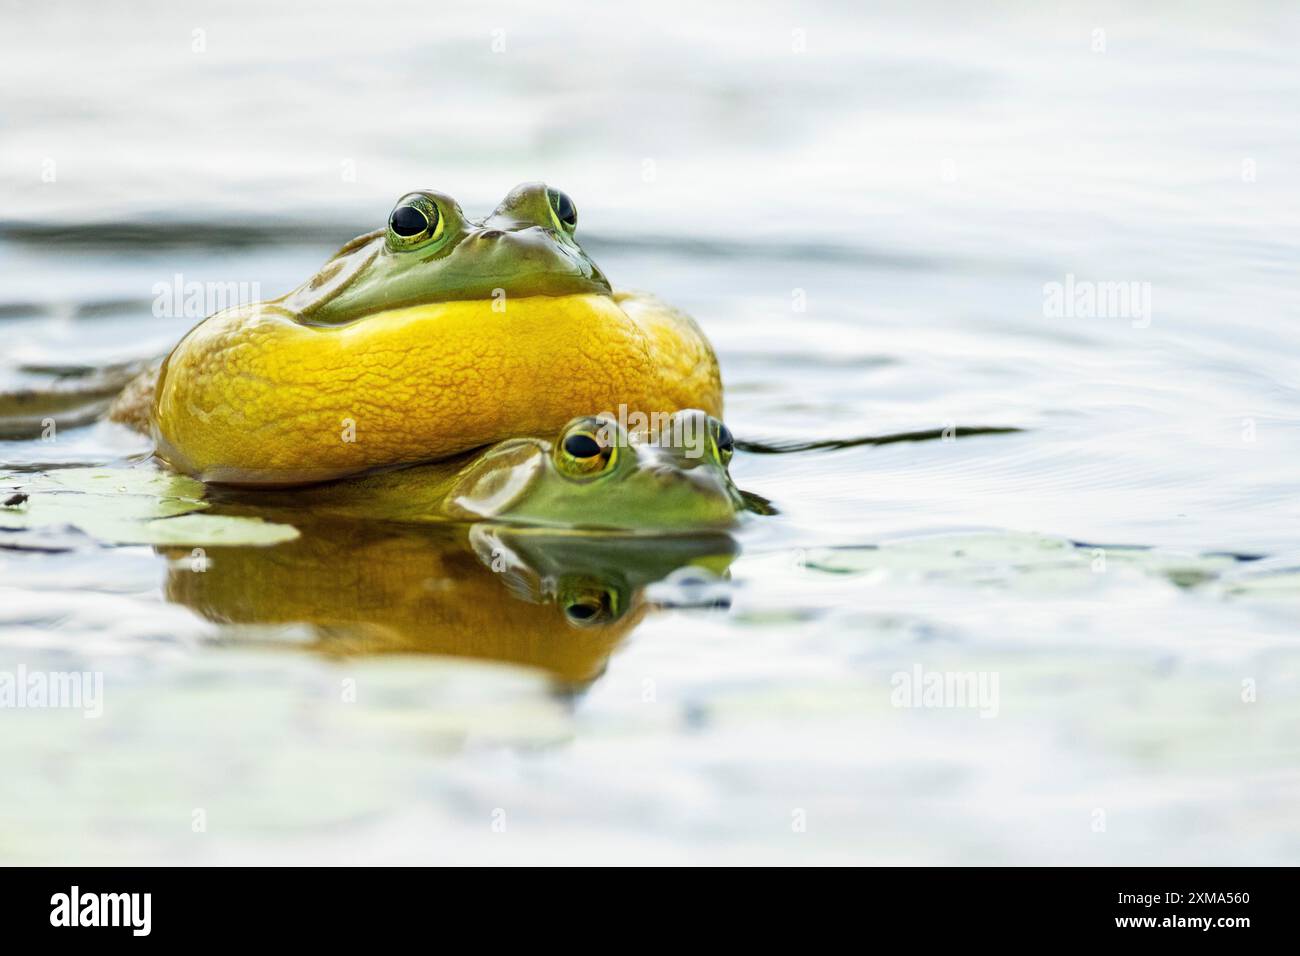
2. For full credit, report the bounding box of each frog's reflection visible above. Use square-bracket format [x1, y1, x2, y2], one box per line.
[163, 517, 737, 685]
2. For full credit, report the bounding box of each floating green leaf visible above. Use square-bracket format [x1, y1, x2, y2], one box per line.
[5, 466, 207, 500]
[800, 531, 1239, 592]
[127, 513, 298, 547]
[0, 467, 297, 547]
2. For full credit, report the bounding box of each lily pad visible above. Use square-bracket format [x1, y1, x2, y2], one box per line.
[0, 467, 297, 548]
[127, 513, 298, 547]
[5, 467, 207, 500]
[800, 532, 1240, 592]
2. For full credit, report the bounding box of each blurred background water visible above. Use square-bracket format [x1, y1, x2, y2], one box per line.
[2, 0, 1299, 863]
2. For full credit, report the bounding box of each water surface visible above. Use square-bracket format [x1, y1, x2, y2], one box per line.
[2, 0, 1299, 864]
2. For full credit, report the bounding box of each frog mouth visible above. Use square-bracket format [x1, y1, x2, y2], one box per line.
[459, 252, 611, 296]
[287, 219, 613, 327]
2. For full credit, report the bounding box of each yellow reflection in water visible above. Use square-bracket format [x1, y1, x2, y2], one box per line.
[163, 517, 736, 686]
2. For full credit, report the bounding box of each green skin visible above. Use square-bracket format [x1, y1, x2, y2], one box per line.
[277, 182, 611, 325]
[233, 410, 746, 532]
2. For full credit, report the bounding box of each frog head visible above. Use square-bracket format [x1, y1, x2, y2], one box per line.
[280, 182, 611, 325]
[443, 410, 746, 532]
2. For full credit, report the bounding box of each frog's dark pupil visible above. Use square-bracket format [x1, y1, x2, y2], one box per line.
[716, 423, 735, 453]
[566, 602, 598, 620]
[390, 205, 430, 238]
[564, 433, 602, 459]
[550, 189, 577, 228]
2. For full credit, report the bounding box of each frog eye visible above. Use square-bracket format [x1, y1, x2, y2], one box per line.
[560, 585, 620, 627]
[556, 420, 617, 477]
[547, 188, 578, 232]
[711, 419, 735, 466]
[390, 206, 429, 237]
[564, 593, 610, 625]
[564, 433, 601, 458]
[387, 195, 443, 248]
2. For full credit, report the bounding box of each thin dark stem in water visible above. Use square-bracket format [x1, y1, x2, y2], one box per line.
[736, 426, 1023, 455]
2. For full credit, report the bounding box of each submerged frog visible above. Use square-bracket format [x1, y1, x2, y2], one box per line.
[0, 410, 758, 545]
[231, 409, 750, 532]
[4, 409, 753, 680]
[124, 183, 721, 486]
[168, 410, 752, 682]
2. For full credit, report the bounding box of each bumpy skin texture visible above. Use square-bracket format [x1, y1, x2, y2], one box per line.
[238, 409, 744, 531]
[106, 361, 158, 433]
[153, 290, 722, 485]
[147, 183, 723, 485]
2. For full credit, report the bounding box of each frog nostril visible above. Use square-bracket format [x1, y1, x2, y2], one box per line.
[478, 229, 505, 241]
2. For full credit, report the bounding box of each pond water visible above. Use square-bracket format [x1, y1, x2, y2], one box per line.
[2, 1, 1298, 863]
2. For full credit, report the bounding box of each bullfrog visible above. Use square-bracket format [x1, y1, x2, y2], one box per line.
[2, 406, 764, 547]
[127, 183, 722, 486]
[3, 409, 753, 680]
[226, 408, 749, 532]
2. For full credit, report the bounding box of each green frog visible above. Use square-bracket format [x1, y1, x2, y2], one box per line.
[140, 182, 723, 485]
[228, 409, 749, 532]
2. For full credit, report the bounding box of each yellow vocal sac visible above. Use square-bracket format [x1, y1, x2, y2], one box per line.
[152, 291, 722, 486]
